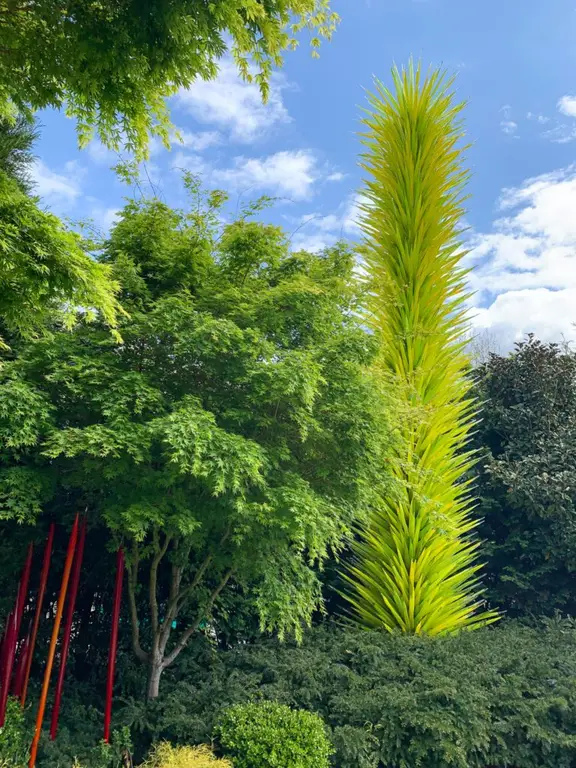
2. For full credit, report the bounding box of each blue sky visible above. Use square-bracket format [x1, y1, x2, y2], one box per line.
[32, 0, 576, 349]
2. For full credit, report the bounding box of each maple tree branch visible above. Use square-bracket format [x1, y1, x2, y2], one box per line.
[176, 553, 213, 613]
[149, 529, 171, 643]
[126, 540, 149, 664]
[175, 525, 232, 613]
[158, 563, 183, 656]
[163, 568, 234, 669]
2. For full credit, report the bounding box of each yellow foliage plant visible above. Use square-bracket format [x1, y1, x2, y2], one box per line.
[141, 743, 232, 768]
[344, 61, 499, 635]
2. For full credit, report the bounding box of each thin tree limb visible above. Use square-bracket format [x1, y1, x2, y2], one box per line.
[163, 568, 234, 669]
[126, 540, 148, 664]
[157, 563, 183, 656]
[149, 529, 171, 643]
[173, 525, 232, 614]
[175, 552, 214, 613]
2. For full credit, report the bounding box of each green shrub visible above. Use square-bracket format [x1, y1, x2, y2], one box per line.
[216, 701, 332, 768]
[0, 698, 28, 768]
[30, 620, 576, 768]
[118, 621, 576, 768]
[37, 721, 132, 768]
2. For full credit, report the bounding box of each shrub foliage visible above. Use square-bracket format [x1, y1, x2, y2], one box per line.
[110, 622, 576, 768]
[473, 337, 576, 616]
[142, 743, 231, 768]
[0, 698, 29, 768]
[217, 701, 332, 768]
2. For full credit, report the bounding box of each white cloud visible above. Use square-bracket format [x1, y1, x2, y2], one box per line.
[31, 160, 84, 209]
[211, 150, 319, 200]
[558, 95, 576, 118]
[170, 148, 339, 202]
[341, 193, 370, 235]
[466, 165, 576, 346]
[538, 96, 576, 143]
[500, 120, 518, 136]
[86, 140, 115, 165]
[89, 206, 120, 235]
[527, 111, 550, 124]
[87, 135, 165, 165]
[543, 124, 576, 144]
[171, 151, 209, 176]
[290, 212, 343, 252]
[470, 288, 576, 349]
[176, 129, 221, 152]
[326, 171, 346, 182]
[499, 105, 518, 136]
[291, 231, 337, 253]
[175, 58, 290, 142]
[288, 194, 370, 252]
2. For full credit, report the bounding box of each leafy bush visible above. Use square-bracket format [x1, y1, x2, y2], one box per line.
[142, 743, 231, 767]
[116, 621, 576, 768]
[36, 720, 132, 768]
[473, 337, 576, 617]
[217, 701, 332, 768]
[0, 698, 28, 767]
[26, 621, 576, 768]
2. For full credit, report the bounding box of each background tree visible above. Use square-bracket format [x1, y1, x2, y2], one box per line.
[345, 62, 497, 634]
[0, 111, 38, 192]
[0, 114, 121, 347]
[473, 336, 576, 617]
[0, 0, 338, 156]
[466, 328, 503, 367]
[0, 181, 391, 699]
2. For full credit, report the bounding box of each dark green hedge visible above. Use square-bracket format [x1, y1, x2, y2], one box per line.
[130, 620, 576, 768]
[36, 620, 576, 768]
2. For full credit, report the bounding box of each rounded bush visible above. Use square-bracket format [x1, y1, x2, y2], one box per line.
[216, 701, 332, 768]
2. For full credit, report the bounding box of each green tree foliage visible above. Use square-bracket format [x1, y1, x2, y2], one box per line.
[217, 702, 332, 768]
[345, 62, 497, 634]
[0, 0, 338, 156]
[0, 112, 38, 192]
[473, 336, 576, 616]
[0, 114, 121, 347]
[0, 181, 391, 699]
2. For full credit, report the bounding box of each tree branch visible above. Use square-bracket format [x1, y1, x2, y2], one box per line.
[175, 552, 213, 614]
[175, 525, 232, 613]
[158, 526, 233, 658]
[149, 529, 171, 644]
[162, 568, 234, 669]
[157, 549, 212, 656]
[158, 563, 183, 656]
[126, 540, 149, 664]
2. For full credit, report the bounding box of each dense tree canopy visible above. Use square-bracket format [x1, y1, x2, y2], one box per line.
[0, 0, 338, 156]
[473, 336, 576, 617]
[0, 114, 121, 347]
[0, 112, 37, 193]
[0, 182, 392, 698]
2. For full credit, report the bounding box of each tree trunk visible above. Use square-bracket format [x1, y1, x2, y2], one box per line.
[128, 533, 234, 701]
[146, 658, 163, 700]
